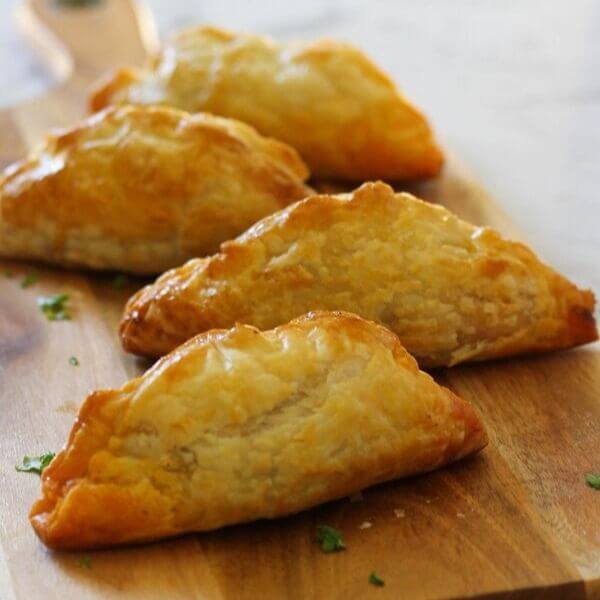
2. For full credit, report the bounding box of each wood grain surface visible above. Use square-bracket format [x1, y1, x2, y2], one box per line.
[0, 2, 598, 599]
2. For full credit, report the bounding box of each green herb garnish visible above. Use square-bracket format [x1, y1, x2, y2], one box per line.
[3, 268, 14, 278]
[369, 572, 385, 587]
[78, 556, 92, 569]
[55, 0, 100, 7]
[15, 452, 55, 475]
[38, 293, 71, 321]
[69, 356, 80, 366]
[111, 273, 129, 289]
[21, 272, 39, 288]
[316, 525, 345, 553]
[585, 473, 600, 490]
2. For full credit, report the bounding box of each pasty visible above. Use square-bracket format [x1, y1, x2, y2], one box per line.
[0, 105, 310, 274]
[90, 26, 444, 181]
[30, 311, 487, 549]
[120, 182, 597, 366]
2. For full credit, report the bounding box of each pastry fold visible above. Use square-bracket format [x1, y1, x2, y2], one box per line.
[120, 182, 597, 366]
[31, 311, 487, 550]
[0, 105, 310, 274]
[90, 26, 443, 181]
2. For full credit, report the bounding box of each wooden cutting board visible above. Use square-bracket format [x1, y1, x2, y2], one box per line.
[0, 2, 598, 598]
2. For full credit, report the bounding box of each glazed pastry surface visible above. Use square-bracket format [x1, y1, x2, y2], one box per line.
[31, 311, 487, 550]
[90, 26, 443, 181]
[0, 105, 310, 274]
[120, 182, 597, 365]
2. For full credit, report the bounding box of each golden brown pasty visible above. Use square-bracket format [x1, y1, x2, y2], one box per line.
[31, 311, 487, 550]
[90, 26, 443, 181]
[0, 105, 310, 274]
[120, 182, 597, 366]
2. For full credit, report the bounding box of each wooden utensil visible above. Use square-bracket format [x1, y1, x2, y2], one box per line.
[0, 0, 157, 167]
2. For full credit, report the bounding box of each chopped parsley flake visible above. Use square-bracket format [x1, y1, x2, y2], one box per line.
[112, 273, 129, 289]
[16, 452, 55, 475]
[316, 525, 345, 553]
[3, 268, 14, 278]
[21, 272, 39, 288]
[78, 556, 92, 569]
[369, 572, 385, 587]
[56, 0, 100, 7]
[585, 473, 600, 490]
[69, 356, 79, 366]
[38, 293, 71, 321]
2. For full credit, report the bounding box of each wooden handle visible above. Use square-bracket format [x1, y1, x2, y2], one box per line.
[0, 0, 157, 167]
[15, 0, 158, 82]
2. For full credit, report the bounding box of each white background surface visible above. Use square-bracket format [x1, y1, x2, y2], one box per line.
[1, 0, 598, 293]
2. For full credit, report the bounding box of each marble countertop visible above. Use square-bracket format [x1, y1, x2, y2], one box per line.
[1, 0, 598, 294]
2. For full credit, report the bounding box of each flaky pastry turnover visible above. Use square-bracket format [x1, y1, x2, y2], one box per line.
[90, 26, 443, 181]
[0, 105, 310, 274]
[31, 311, 487, 549]
[120, 182, 597, 366]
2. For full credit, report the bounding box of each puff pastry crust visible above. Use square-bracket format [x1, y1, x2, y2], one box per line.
[31, 311, 487, 550]
[120, 182, 597, 366]
[0, 105, 310, 274]
[90, 26, 444, 181]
